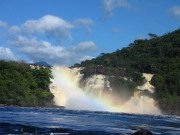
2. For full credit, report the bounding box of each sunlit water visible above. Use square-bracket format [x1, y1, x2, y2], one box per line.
[0, 106, 180, 134]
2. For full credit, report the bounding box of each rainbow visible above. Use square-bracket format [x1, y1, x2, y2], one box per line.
[50, 66, 161, 115]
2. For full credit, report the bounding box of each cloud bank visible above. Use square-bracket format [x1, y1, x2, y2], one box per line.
[0, 15, 97, 66]
[74, 18, 94, 34]
[21, 15, 74, 40]
[9, 15, 95, 39]
[0, 47, 17, 60]
[102, 0, 132, 19]
[10, 35, 97, 66]
[0, 20, 8, 28]
[72, 41, 98, 53]
[168, 5, 180, 20]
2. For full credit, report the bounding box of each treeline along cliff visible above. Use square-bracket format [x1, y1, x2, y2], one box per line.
[72, 28, 180, 113]
[0, 60, 53, 106]
[1, 29, 180, 114]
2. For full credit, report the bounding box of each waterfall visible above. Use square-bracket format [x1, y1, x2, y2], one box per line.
[83, 75, 112, 97]
[49, 66, 108, 111]
[49, 67, 83, 106]
[50, 66, 161, 115]
[119, 91, 160, 114]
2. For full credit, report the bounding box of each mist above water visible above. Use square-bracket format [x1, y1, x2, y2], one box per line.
[50, 66, 161, 115]
[50, 66, 107, 111]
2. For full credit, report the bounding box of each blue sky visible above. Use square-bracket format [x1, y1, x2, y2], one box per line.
[0, 0, 180, 66]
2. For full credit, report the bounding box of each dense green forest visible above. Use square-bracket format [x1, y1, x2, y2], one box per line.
[72, 28, 180, 112]
[0, 60, 54, 107]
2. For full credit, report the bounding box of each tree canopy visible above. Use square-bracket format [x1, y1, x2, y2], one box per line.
[72, 28, 180, 111]
[0, 60, 53, 107]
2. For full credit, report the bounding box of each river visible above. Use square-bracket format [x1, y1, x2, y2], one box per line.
[0, 106, 180, 134]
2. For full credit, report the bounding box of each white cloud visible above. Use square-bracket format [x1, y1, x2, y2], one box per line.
[0, 47, 17, 60]
[117, 0, 131, 7]
[111, 28, 121, 33]
[11, 35, 67, 59]
[9, 26, 20, 34]
[74, 18, 94, 34]
[10, 36, 96, 66]
[79, 55, 94, 62]
[0, 20, 8, 28]
[102, 0, 132, 19]
[137, 35, 146, 40]
[10, 15, 95, 40]
[6, 15, 97, 66]
[73, 41, 98, 53]
[102, 0, 115, 18]
[168, 5, 180, 20]
[21, 15, 74, 40]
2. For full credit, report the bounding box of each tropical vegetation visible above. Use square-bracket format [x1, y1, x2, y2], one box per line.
[72, 28, 180, 112]
[0, 60, 53, 107]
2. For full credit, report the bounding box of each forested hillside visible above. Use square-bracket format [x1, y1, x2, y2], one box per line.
[0, 60, 54, 107]
[72, 28, 180, 112]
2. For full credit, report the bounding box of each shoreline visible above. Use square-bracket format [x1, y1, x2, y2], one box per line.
[0, 104, 65, 109]
[1, 104, 180, 116]
[161, 110, 180, 116]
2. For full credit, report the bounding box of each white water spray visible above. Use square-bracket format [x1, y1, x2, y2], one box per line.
[50, 66, 108, 111]
[50, 66, 161, 115]
[120, 91, 160, 114]
[119, 73, 161, 114]
[83, 74, 112, 97]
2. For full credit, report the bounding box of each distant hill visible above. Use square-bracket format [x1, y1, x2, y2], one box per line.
[35, 61, 51, 67]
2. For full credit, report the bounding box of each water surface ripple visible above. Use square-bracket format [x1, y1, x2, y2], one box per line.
[0, 107, 180, 134]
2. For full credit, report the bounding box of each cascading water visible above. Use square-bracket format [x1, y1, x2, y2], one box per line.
[83, 74, 112, 97]
[49, 66, 108, 111]
[50, 66, 161, 115]
[118, 73, 161, 114]
[120, 91, 160, 114]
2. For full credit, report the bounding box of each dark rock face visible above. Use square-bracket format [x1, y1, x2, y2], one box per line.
[96, 65, 107, 75]
[80, 67, 95, 79]
[117, 68, 126, 76]
[131, 129, 154, 135]
[80, 65, 126, 79]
